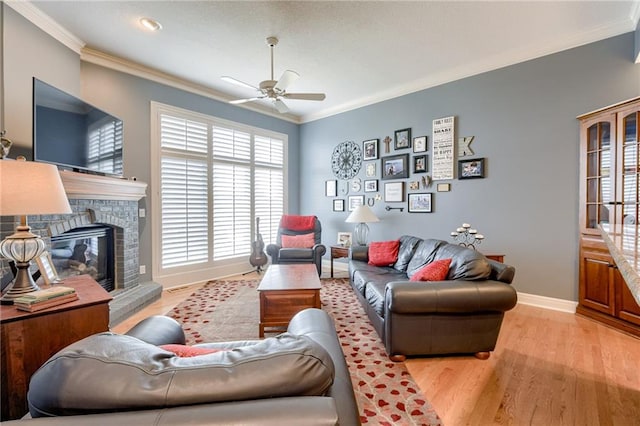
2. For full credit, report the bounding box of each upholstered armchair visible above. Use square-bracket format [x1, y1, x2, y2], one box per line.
[266, 215, 326, 276]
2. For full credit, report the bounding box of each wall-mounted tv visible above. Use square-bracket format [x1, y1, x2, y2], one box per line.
[32, 78, 124, 177]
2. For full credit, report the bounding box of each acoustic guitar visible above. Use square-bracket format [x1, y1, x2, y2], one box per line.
[249, 217, 268, 273]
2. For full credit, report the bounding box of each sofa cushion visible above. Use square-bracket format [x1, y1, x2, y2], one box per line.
[363, 280, 388, 317]
[393, 235, 423, 272]
[410, 258, 452, 282]
[281, 233, 315, 248]
[351, 264, 405, 296]
[432, 243, 491, 280]
[28, 332, 335, 417]
[405, 239, 447, 277]
[368, 240, 400, 266]
[278, 247, 314, 260]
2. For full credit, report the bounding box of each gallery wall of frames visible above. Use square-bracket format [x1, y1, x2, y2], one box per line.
[326, 116, 485, 215]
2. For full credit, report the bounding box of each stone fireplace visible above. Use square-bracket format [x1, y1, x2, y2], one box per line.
[0, 170, 161, 325]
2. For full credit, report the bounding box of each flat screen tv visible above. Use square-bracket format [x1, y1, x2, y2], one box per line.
[32, 78, 124, 177]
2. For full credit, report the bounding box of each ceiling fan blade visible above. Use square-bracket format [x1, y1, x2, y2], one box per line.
[274, 70, 300, 92]
[273, 99, 290, 113]
[283, 93, 326, 101]
[229, 97, 264, 105]
[221, 76, 259, 91]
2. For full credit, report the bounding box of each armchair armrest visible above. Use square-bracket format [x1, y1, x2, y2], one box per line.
[386, 280, 517, 314]
[266, 243, 281, 263]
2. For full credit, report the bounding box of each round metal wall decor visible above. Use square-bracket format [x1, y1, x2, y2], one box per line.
[331, 140, 362, 180]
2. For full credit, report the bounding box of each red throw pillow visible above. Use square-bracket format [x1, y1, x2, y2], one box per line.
[410, 258, 452, 282]
[281, 233, 315, 248]
[159, 344, 225, 357]
[368, 240, 400, 266]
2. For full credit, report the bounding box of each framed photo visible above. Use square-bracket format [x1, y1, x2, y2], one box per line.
[384, 181, 405, 202]
[413, 155, 428, 174]
[437, 183, 451, 192]
[458, 157, 485, 179]
[364, 179, 378, 192]
[325, 180, 337, 197]
[36, 252, 61, 285]
[365, 162, 376, 177]
[333, 199, 345, 212]
[409, 181, 420, 190]
[381, 153, 409, 180]
[348, 195, 364, 211]
[363, 139, 379, 160]
[408, 193, 433, 213]
[413, 136, 427, 153]
[337, 232, 352, 247]
[394, 128, 411, 150]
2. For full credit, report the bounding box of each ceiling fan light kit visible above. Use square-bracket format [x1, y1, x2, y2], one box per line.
[222, 36, 326, 113]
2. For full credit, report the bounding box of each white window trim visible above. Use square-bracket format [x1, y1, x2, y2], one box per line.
[150, 101, 288, 287]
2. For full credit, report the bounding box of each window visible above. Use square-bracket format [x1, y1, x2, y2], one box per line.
[87, 118, 123, 175]
[152, 103, 286, 283]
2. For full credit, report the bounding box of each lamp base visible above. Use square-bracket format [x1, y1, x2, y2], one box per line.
[353, 223, 370, 246]
[0, 262, 41, 304]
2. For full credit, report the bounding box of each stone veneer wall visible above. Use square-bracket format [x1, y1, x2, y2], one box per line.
[0, 198, 139, 291]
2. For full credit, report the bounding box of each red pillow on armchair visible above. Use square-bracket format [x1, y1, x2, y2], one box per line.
[368, 240, 400, 266]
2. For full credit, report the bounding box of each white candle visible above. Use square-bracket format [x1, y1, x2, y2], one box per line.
[469, 229, 477, 234]
[457, 227, 465, 232]
[476, 234, 484, 240]
[450, 232, 458, 236]
[462, 223, 470, 228]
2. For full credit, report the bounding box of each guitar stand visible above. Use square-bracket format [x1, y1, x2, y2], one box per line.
[242, 265, 265, 275]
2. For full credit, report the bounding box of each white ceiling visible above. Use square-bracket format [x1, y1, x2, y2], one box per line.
[16, 1, 640, 123]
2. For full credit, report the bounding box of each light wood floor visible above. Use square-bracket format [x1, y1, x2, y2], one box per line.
[112, 270, 640, 426]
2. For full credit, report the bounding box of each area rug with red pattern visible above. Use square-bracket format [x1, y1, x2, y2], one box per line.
[169, 277, 443, 426]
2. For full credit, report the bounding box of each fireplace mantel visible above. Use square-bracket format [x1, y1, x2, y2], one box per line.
[59, 170, 147, 201]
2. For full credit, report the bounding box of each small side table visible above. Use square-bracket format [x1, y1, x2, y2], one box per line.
[330, 245, 350, 278]
[484, 254, 505, 263]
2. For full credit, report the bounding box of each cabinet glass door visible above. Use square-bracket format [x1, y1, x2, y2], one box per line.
[620, 110, 639, 230]
[585, 120, 615, 230]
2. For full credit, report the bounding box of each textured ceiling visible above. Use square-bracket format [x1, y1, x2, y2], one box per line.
[21, 1, 640, 122]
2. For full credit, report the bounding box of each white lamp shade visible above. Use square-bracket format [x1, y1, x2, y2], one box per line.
[345, 205, 379, 224]
[0, 160, 72, 216]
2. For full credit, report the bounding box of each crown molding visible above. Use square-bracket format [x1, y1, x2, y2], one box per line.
[6, 1, 84, 54]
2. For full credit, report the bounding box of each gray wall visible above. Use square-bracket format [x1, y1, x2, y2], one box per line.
[300, 33, 640, 301]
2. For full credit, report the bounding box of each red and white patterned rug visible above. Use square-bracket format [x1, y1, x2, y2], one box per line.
[169, 278, 443, 426]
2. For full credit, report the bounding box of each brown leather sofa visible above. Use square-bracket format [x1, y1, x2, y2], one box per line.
[5, 309, 361, 426]
[349, 235, 518, 361]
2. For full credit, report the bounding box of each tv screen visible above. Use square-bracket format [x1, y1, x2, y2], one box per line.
[33, 78, 124, 177]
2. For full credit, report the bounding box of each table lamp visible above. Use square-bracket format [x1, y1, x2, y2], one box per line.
[0, 158, 72, 304]
[345, 205, 379, 246]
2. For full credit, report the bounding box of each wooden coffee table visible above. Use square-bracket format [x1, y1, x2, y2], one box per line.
[257, 264, 321, 337]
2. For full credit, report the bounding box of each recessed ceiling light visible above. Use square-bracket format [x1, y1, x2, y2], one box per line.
[139, 17, 162, 32]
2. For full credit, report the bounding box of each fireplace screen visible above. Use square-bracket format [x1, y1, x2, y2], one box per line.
[50, 226, 115, 292]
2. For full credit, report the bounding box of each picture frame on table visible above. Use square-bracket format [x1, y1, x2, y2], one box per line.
[394, 128, 412, 150]
[363, 139, 379, 160]
[364, 179, 378, 192]
[413, 155, 428, 174]
[384, 181, 405, 202]
[348, 195, 364, 211]
[333, 199, 345, 212]
[458, 157, 485, 179]
[325, 179, 337, 197]
[413, 136, 427, 153]
[381, 153, 409, 180]
[36, 252, 61, 285]
[408, 193, 433, 213]
[337, 232, 352, 247]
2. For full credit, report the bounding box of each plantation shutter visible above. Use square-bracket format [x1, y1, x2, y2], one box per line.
[254, 135, 284, 245]
[160, 115, 209, 268]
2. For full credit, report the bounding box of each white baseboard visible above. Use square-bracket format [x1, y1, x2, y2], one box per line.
[516, 292, 577, 314]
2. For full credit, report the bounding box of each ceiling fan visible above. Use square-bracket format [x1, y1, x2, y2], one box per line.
[222, 37, 326, 114]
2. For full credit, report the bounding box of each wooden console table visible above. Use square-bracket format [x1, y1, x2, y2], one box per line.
[0, 275, 112, 420]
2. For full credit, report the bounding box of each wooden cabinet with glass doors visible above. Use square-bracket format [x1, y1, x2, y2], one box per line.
[577, 97, 640, 336]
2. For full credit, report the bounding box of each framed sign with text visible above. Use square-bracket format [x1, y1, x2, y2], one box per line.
[432, 116, 455, 180]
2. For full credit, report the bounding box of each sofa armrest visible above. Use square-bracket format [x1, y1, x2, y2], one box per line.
[10, 397, 339, 425]
[125, 315, 186, 345]
[349, 245, 368, 262]
[386, 280, 517, 314]
[488, 259, 515, 284]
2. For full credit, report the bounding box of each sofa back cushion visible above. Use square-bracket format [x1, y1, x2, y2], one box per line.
[405, 239, 447, 277]
[432, 243, 491, 280]
[393, 235, 424, 272]
[28, 332, 335, 417]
